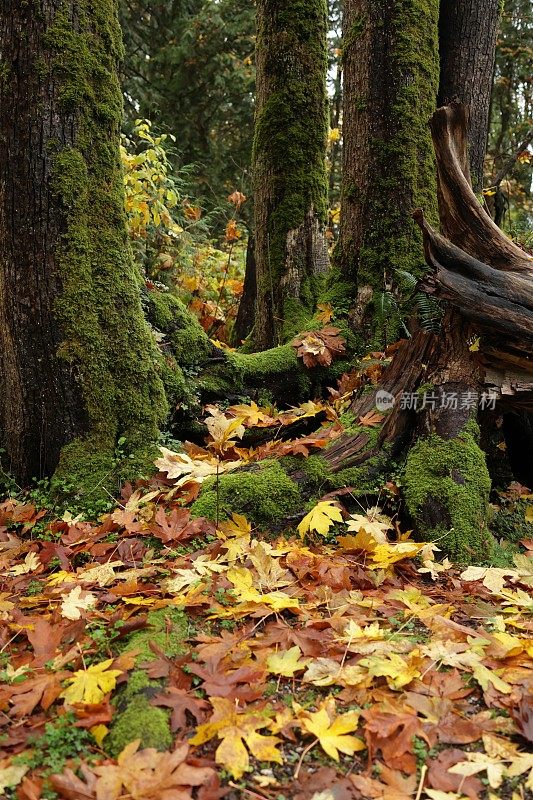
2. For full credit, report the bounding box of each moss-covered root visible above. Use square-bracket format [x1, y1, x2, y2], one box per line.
[190, 445, 389, 529]
[106, 607, 187, 756]
[403, 425, 493, 563]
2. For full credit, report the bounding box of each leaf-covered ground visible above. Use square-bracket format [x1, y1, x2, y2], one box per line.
[0, 394, 532, 800]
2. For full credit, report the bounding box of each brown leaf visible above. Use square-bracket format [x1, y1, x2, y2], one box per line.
[293, 327, 346, 368]
[426, 748, 483, 800]
[8, 672, 67, 718]
[188, 658, 266, 701]
[510, 693, 533, 743]
[150, 687, 210, 732]
[358, 410, 385, 428]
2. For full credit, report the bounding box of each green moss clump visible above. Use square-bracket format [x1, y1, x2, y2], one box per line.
[191, 460, 301, 526]
[329, 458, 385, 493]
[106, 671, 172, 756]
[197, 343, 312, 403]
[45, 4, 168, 498]
[123, 607, 187, 663]
[404, 427, 493, 562]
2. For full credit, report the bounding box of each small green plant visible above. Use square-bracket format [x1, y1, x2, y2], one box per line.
[14, 713, 94, 775]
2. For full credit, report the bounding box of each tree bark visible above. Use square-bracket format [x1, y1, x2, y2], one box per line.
[438, 0, 500, 193]
[0, 0, 167, 493]
[232, 235, 256, 346]
[253, 0, 330, 350]
[335, 0, 440, 335]
[0, 0, 86, 482]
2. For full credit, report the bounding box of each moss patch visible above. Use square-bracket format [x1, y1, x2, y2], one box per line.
[122, 606, 188, 663]
[404, 427, 493, 562]
[106, 671, 172, 756]
[191, 460, 301, 526]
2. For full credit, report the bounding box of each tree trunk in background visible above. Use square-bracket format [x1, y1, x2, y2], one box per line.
[438, 0, 500, 193]
[253, 0, 329, 351]
[336, 0, 439, 342]
[0, 0, 167, 494]
[232, 235, 256, 345]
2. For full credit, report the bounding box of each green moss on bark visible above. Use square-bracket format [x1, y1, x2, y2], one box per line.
[253, 0, 329, 347]
[359, 0, 440, 290]
[145, 290, 213, 368]
[45, 3, 167, 498]
[336, 0, 439, 345]
[404, 427, 493, 562]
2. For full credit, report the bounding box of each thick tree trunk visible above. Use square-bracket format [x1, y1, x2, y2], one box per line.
[335, 0, 439, 338]
[438, 0, 500, 193]
[0, 1, 87, 482]
[0, 1, 167, 493]
[253, 0, 330, 350]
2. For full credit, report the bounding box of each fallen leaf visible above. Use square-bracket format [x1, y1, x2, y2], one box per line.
[297, 501, 343, 538]
[61, 659, 123, 705]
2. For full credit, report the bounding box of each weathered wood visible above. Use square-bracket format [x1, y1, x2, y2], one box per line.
[429, 102, 533, 273]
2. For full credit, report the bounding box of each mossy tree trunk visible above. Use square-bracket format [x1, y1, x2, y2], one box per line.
[335, 0, 439, 341]
[0, 0, 168, 490]
[253, 0, 330, 350]
[438, 0, 500, 193]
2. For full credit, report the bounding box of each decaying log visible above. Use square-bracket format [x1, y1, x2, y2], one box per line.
[429, 101, 533, 273]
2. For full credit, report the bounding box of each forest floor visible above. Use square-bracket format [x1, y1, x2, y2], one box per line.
[0, 382, 532, 800]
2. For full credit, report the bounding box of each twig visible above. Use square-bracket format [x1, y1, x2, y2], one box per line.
[294, 738, 318, 779]
[415, 763, 427, 800]
[228, 783, 270, 800]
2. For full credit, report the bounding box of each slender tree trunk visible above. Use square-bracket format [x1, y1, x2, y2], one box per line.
[335, 0, 439, 340]
[253, 0, 330, 350]
[232, 235, 256, 346]
[0, 0, 167, 492]
[438, 0, 500, 193]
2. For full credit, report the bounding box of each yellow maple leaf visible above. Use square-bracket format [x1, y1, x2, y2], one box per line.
[217, 512, 252, 539]
[190, 697, 282, 779]
[0, 763, 28, 794]
[90, 724, 109, 747]
[205, 406, 245, 453]
[46, 570, 77, 586]
[226, 567, 299, 612]
[525, 505, 533, 523]
[346, 509, 392, 541]
[358, 652, 421, 690]
[297, 501, 343, 538]
[298, 698, 365, 760]
[370, 541, 425, 569]
[61, 659, 123, 705]
[267, 646, 308, 677]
